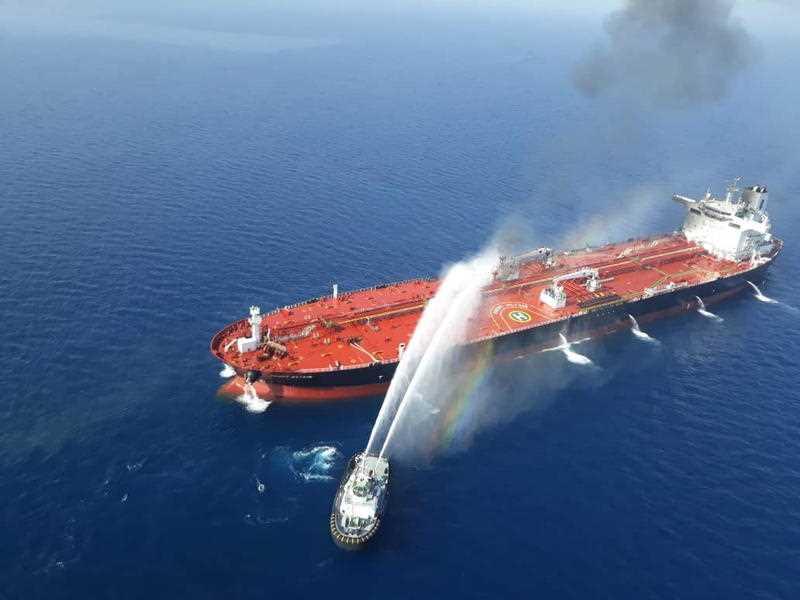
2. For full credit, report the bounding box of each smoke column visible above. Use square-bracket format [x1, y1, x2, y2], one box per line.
[573, 0, 756, 108]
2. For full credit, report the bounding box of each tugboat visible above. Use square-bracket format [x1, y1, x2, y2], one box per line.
[329, 452, 390, 549]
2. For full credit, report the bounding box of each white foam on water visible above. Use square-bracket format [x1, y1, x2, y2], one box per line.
[290, 445, 341, 482]
[219, 364, 237, 378]
[255, 477, 266, 494]
[558, 333, 594, 366]
[629, 314, 658, 343]
[746, 281, 799, 313]
[237, 382, 271, 413]
[243, 397, 271, 413]
[697, 308, 723, 321]
[746, 281, 778, 304]
[695, 296, 724, 322]
[126, 460, 145, 472]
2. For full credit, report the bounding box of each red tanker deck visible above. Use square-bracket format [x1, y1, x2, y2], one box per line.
[211, 232, 769, 400]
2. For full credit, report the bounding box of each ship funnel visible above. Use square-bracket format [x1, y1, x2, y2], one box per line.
[741, 185, 768, 211]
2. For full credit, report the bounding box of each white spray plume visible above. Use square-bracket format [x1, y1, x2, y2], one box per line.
[365, 247, 499, 457]
[378, 249, 499, 458]
[366, 183, 674, 462]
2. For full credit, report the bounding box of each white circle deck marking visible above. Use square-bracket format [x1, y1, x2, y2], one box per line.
[508, 310, 532, 323]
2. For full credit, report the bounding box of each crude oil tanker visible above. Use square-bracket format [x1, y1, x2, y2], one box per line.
[212, 182, 781, 402]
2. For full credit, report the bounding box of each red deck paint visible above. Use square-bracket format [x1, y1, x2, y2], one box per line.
[211, 233, 780, 402]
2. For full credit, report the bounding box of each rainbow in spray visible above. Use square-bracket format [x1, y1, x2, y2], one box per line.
[431, 340, 497, 454]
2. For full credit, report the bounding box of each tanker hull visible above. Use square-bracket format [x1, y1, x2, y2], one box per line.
[216, 256, 777, 402]
[213, 181, 781, 403]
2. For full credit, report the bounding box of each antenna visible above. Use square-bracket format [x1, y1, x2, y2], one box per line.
[725, 177, 742, 203]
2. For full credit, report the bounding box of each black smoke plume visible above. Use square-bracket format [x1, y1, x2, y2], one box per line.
[574, 0, 756, 107]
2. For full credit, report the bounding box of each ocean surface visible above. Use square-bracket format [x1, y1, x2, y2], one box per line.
[2, 5, 800, 598]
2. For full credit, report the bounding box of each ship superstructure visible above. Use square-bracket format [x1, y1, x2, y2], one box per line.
[211, 181, 781, 402]
[674, 181, 774, 261]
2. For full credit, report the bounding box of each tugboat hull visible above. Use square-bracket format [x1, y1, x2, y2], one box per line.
[329, 453, 389, 549]
[329, 512, 382, 551]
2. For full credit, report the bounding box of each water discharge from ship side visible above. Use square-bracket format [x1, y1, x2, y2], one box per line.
[746, 280, 779, 304]
[746, 281, 799, 314]
[695, 296, 724, 322]
[238, 381, 271, 413]
[557, 333, 594, 366]
[628, 314, 658, 343]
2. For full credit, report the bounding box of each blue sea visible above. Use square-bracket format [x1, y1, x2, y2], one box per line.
[2, 3, 799, 598]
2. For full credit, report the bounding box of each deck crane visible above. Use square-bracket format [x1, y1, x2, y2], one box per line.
[539, 268, 601, 309]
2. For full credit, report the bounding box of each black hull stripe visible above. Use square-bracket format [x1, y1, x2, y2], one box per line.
[264, 263, 773, 388]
